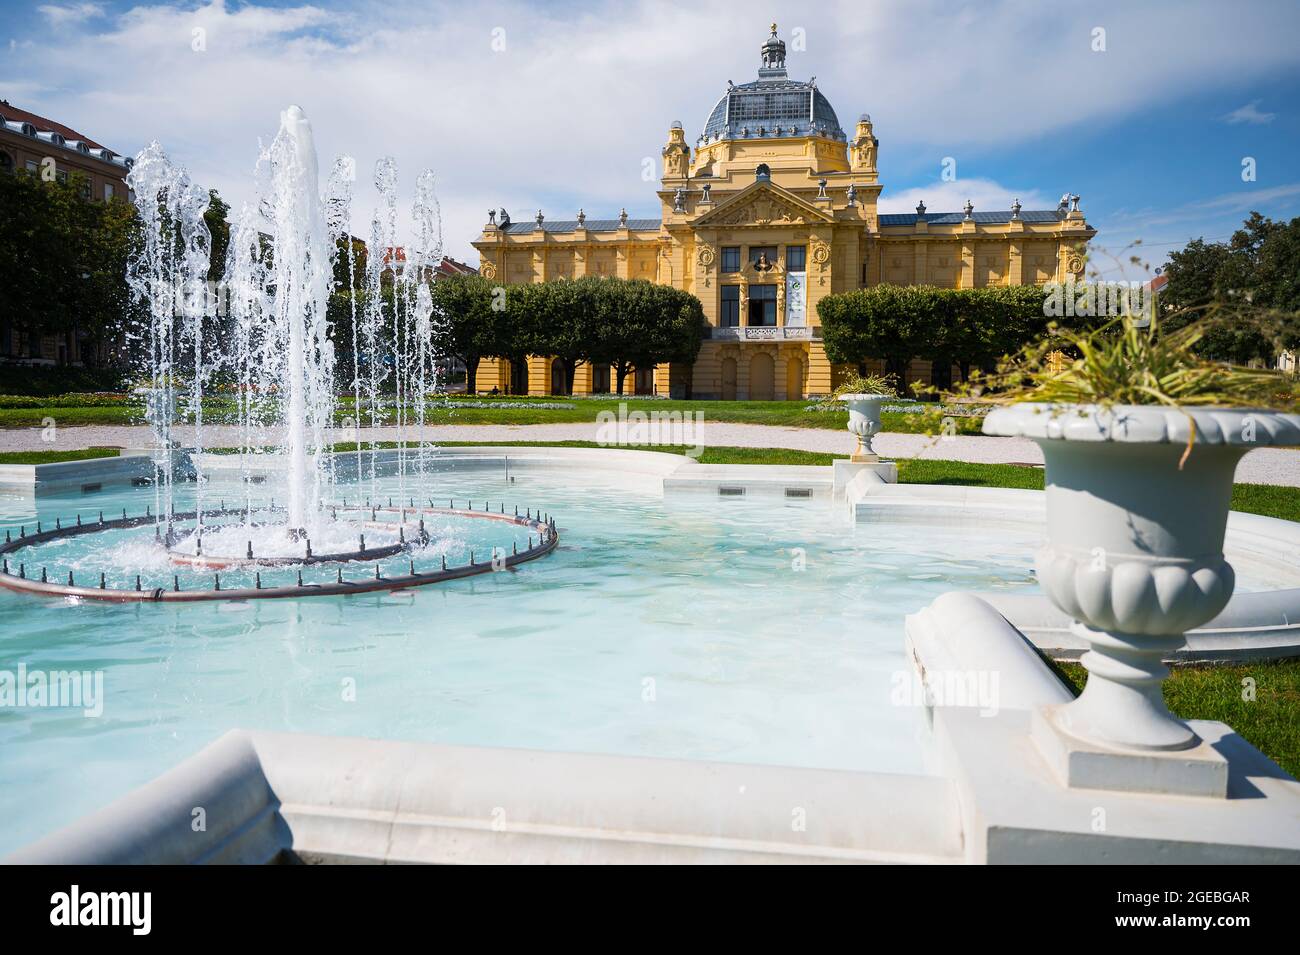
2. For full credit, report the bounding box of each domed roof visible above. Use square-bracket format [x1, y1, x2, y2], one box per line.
[700, 25, 845, 145]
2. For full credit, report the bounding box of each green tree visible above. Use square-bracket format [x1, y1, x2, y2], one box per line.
[0, 169, 141, 368]
[818, 284, 942, 382]
[585, 278, 704, 395]
[430, 273, 511, 394]
[820, 284, 1051, 389]
[512, 277, 611, 395]
[1159, 213, 1300, 363]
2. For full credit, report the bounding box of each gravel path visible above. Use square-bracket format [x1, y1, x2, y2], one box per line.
[5, 421, 1300, 487]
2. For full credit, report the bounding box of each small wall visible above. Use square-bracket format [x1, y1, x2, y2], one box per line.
[0, 453, 161, 495]
[7, 730, 964, 865]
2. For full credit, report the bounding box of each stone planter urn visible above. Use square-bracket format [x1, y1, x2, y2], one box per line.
[984, 403, 1300, 792]
[839, 394, 889, 462]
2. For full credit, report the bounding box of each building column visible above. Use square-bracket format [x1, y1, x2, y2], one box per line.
[573, 362, 593, 396]
[527, 355, 549, 396]
[806, 341, 834, 398]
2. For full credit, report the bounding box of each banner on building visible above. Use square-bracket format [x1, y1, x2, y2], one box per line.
[785, 272, 807, 326]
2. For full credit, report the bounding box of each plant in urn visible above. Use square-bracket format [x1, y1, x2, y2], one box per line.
[981, 314, 1300, 795]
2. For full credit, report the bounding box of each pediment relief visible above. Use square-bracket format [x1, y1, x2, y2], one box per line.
[693, 181, 832, 229]
[711, 195, 806, 227]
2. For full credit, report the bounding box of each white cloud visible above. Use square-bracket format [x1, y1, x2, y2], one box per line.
[4, 0, 1298, 260]
[1223, 100, 1276, 125]
[877, 178, 1054, 215]
[36, 3, 105, 26]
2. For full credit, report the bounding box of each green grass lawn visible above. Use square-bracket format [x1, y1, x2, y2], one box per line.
[0, 447, 121, 465]
[0, 405, 145, 428]
[0, 394, 984, 436]
[1052, 660, 1300, 779]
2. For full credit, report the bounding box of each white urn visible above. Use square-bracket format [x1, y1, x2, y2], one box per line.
[839, 394, 889, 462]
[984, 403, 1300, 753]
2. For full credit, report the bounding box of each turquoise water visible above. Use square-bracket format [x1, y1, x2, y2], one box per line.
[0, 465, 1044, 856]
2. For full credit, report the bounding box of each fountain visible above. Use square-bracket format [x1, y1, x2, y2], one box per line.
[0, 106, 558, 601]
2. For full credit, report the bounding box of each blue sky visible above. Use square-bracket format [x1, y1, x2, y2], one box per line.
[3, 0, 1299, 279]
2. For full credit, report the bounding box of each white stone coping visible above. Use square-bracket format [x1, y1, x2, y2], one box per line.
[193, 445, 692, 480]
[935, 707, 1300, 863]
[984, 402, 1300, 447]
[905, 592, 1074, 713]
[0, 453, 159, 493]
[6, 730, 964, 865]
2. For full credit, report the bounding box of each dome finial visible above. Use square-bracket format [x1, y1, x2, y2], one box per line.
[760, 23, 787, 76]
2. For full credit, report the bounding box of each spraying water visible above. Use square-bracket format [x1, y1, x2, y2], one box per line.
[128, 106, 446, 558]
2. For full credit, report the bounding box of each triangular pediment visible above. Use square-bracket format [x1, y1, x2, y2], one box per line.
[692, 179, 833, 228]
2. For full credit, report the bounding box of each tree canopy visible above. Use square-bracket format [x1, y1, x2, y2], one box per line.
[0, 169, 139, 365]
[818, 284, 1050, 387]
[1161, 212, 1300, 364]
[424, 274, 704, 395]
[428, 273, 513, 394]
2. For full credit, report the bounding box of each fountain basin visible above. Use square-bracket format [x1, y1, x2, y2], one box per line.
[4, 447, 1300, 863]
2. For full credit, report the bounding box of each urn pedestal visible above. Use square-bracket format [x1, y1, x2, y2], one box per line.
[839, 394, 889, 463]
[984, 403, 1300, 796]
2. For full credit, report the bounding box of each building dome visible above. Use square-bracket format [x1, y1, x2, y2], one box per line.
[700, 25, 845, 145]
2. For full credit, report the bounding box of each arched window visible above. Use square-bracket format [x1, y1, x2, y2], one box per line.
[0, 151, 13, 175]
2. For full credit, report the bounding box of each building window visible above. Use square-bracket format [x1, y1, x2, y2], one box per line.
[720, 246, 740, 273]
[79, 179, 91, 200]
[749, 245, 777, 269]
[0, 152, 13, 175]
[25, 159, 39, 175]
[103, 182, 115, 200]
[720, 285, 740, 326]
[786, 245, 806, 271]
[56, 169, 68, 184]
[747, 284, 777, 326]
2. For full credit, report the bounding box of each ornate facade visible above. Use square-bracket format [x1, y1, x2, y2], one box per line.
[471, 25, 1095, 399]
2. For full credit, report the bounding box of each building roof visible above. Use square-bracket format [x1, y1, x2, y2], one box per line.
[878, 210, 1066, 226]
[0, 99, 129, 168]
[699, 27, 844, 145]
[0, 100, 107, 149]
[500, 218, 661, 234]
[434, 256, 478, 276]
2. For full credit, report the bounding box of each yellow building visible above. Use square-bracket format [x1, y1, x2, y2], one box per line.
[472, 25, 1095, 400]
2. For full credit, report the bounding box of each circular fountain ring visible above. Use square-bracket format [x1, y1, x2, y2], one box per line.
[163, 515, 410, 570]
[0, 502, 559, 602]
